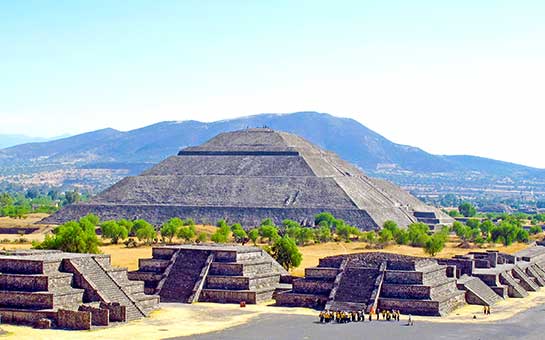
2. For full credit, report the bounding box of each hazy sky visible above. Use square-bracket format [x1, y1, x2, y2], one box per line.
[1, 1, 544, 167]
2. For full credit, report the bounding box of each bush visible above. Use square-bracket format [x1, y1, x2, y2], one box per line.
[259, 225, 279, 244]
[378, 228, 393, 244]
[132, 219, 152, 236]
[231, 224, 248, 244]
[270, 236, 302, 271]
[315, 225, 332, 243]
[529, 225, 542, 235]
[393, 229, 409, 245]
[196, 232, 207, 243]
[336, 222, 359, 242]
[161, 218, 183, 243]
[424, 233, 446, 257]
[248, 229, 259, 245]
[34, 219, 100, 253]
[136, 223, 156, 245]
[458, 202, 477, 217]
[407, 223, 430, 247]
[101, 220, 128, 244]
[178, 225, 196, 243]
[211, 223, 231, 243]
[314, 212, 335, 228]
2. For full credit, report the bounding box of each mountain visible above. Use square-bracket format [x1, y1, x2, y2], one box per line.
[0, 134, 52, 149]
[0, 112, 543, 197]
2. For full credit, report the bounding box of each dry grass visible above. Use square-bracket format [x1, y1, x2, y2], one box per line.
[0, 213, 49, 228]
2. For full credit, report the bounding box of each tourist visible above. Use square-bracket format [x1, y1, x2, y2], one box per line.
[319, 311, 324, 323]
[407, 314, 414, 326]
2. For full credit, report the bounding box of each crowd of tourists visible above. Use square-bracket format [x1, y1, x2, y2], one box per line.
[318, 308, 404, 324]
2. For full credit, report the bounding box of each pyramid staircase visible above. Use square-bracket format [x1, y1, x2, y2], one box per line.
[457, 275, 503, 306]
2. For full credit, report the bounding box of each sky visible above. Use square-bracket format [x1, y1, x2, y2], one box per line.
[1, 1, 544, 167]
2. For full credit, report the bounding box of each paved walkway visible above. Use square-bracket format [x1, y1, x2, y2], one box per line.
[179, 304, 545, 340]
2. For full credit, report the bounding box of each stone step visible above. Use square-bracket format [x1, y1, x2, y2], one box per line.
[512, 266, 540, 292]
[328, 301, 367, 311]
[458, 275, 503, 306]
[500, 272, 529, 298]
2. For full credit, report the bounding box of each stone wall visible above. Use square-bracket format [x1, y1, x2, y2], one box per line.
[57, 309, 91, 330]
[78, 305, 109, 326]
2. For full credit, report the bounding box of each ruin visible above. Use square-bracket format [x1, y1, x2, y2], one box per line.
[275, 252, 466, 316]
[43, 128, 452, 230]
[128, 244, 290, 304]
[276, 245, 545, 316]
[0, 250, 158, 330]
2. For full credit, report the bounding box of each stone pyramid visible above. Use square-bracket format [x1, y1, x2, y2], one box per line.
[44, 128, 452, 229]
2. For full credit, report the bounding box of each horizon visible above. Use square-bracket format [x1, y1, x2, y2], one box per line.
[1, 2, 545, 167]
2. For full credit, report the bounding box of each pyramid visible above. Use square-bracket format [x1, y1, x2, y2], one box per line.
[44, 128, 452, 229]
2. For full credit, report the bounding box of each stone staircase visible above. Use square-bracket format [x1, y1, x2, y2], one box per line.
[500, 272, 528, 298]
[457, 275, 503, 306]
[529, 264, 545, 286]
[66, 257, 146, 321]
[328, 267, 380, 311]
[159, 250, 211, 302]
[512, 266, 539, 292]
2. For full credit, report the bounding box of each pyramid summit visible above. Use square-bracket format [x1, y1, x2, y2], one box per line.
[44, 128, 452, 229]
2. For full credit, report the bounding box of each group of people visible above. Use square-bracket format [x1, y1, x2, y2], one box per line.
[318, 308, 403, 324]
[483, 306, 491, 315]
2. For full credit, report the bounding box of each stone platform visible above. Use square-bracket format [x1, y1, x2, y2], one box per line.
[275, 252, 466, 316]
[128, 244, 289, 304]
[0, 250, 158, 330]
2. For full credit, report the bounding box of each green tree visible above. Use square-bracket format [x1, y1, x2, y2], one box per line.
[132, 219, 152, 236]
[314, 212, 335, 227]
[383, 220, 399, 233]
[211, 223, 231, 243]
[117, 219, 134, 235]
[136, 223, 156, 245]
[407, 222, 430, 247]
[64, 190, 81, 205]
[101, 220, 128, 244]
[196, 232, 207, 243]
[393, 229, 409, 245]
[529, 225, 542, 235]
[34, 219, 100, 253]
[260, 218, 275, 227]
[378, 228, 393, 244]
[270, 236, 302, 271]
[231, 224, 248, 244]
[248, 229, 259, 245]
[315, 225, 332, 243]
[178, 225, 197, 243]
[183, 218, 196, 227]
[161, 218, 183, 243]
[336, 223, 359, 242]
[259, 225, 279, 244]
[424, 233, 446, 257]
[458, 202, 477, 217]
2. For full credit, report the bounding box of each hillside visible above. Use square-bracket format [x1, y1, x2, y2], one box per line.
[1, 112, 544, 197]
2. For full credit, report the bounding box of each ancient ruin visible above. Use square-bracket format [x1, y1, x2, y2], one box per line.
[275, 252, 466, 316]
[128, 244, 290, 304]
[0, 250, 158, 330]
[43, 128, 452, 230]
[276, 244, 545, 316]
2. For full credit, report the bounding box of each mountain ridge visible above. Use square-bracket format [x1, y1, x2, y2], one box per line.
[0, 112, 543, 195]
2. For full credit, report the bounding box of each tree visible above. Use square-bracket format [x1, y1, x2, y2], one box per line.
[183, 218, 196, 227]
[136, 223, 156, 245]
[178, 225, 196, 243]
[64, 190, 81, 205]
[260, 218, 275, 227]
[424, 233, 446, 257]
[383, 220, 399, 233]
[0, 193, 13, 208]
[393, 229, 409, 245]
[81, 213, 100, 226]
[231, 223, 248, 244]
[336, 222, 359, 242]
[211, 223, 231, 243]
[34, 219, 100, 253]
[132, 219, 152, 236]
[161, 218, 183, 243]
[363, 231, 377, 245]
[529, 225, 542, 235]
[295, 228, 315, 246]
[196, 232, 207, 243]
[118, 219, 134, 235]
[407, 223, 430, 247]
[101, 220, 128, 244]
[315, 225, 332, 243]
[315, 212, 335, 228]
[458, 202, 477, 217]
[378, 228, 393, 244]
[259, 225, 279, 244]
[270, 236, 302, 271]
[248, 229, 259, 245]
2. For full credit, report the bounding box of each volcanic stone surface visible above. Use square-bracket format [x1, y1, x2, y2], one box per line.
[44, 128, 451, 229]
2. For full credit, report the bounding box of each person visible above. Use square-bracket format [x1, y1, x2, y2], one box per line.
[407, 314, 414, 326]
[376, 308, 380, 320]
[396, 310, 401, 321]
[319, 311, 324, 323]
[483, 305, 487, 315]
[386, 310, 391, 321]
[487, 306, 491, 315]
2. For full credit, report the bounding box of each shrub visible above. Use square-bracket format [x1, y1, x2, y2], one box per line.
[270, 236, 302, 271]
[248, 229, 259, 245]
[101, 220, 128, 244]
[259, 225, 279, 244]
[196, 232, 207, 243]
[34, 219, 100, 253]
[178, 225, 196, 243]
[136, 223, 156, 245]
[424, 233, 446, 257]
[161, 218, 183, 243]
